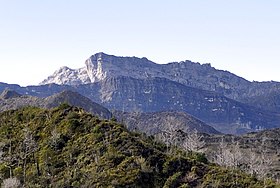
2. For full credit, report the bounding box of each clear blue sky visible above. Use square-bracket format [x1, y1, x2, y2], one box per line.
[1, 0, 280, 86]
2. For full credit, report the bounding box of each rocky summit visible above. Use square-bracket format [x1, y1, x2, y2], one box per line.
[40, 52, 280, 103]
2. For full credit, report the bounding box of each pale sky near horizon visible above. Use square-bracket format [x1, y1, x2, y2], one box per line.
[0, 0, 280, 86]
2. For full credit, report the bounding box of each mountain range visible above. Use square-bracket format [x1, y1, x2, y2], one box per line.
[40, 52, 280, 106]
[2, 52, 280, 134]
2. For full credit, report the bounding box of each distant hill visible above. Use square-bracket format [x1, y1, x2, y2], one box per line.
[0, 89, 112, 119]
[113, 111, 221, 135]
[0, 105, 276, 187]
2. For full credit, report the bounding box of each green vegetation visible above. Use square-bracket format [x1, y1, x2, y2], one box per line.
[0, 105, 279, 187]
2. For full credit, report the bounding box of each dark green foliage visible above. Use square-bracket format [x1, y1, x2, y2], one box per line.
[201, 166, 277, 188]
[0, 105, 279, 187]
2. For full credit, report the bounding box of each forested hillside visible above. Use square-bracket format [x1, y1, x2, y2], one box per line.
[0, 105, 278, 187]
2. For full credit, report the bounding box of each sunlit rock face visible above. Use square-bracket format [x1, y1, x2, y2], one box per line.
[40, 52, 254, 100]
[40, 66, 91, 85]
[44, 52, 280, 101]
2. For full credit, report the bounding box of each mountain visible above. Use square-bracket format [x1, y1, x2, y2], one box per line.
[0, 105, 276, 187]
[0, 89, 112, 119]
[2, 77, 280, 134]
[40, 52, 280, 102]
[0, 88, 22, 99]
[113, 111, 221, 135]
[3, 52, 280, 134]
[244, 90, 280, 112]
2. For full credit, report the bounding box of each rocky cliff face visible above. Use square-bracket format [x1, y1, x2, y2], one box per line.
[40, 52, 280, 103]
[91, 77, 280, 134]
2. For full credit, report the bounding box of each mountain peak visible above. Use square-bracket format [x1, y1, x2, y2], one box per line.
[40, 53, 250, 100]
[0, 88, 21, 99]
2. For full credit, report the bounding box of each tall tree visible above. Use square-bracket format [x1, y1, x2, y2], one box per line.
[183, 130, 205, 153]
[21, 128, 38, 185]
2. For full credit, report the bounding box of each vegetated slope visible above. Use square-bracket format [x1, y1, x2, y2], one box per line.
[0, 89, 111, 119]
[0, 105, 277, 187]
[201, 128, 280, 181]
[113, 111, 221, 135]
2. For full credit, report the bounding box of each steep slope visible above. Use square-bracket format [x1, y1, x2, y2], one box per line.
[0, 90, 111, 119]
[244, 90, 280, 112]
[0, 105, 277, 187]
[84, 77, 280, 134]
[113, 111, 221, 135]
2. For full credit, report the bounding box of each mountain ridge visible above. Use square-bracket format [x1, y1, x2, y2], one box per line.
[40, 52, 280, 103]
